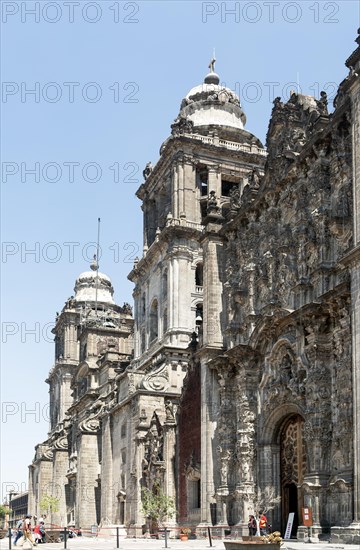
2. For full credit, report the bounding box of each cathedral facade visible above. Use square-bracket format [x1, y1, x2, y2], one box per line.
[28, 31, 360, 543]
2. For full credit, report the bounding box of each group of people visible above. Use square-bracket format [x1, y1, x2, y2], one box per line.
[248, 512, 270, 536]
[12, 516, 82, 547]
[13, 515, 47, 547]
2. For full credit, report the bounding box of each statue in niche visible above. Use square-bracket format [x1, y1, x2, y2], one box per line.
[247, 167, 261, 190]
[143, 162, 153, 180]
[240, 459, 251, 482]
[165, 400, 175, 421]
[230, 186, 241, 210]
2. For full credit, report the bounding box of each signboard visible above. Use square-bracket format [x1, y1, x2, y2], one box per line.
[302, 507, 313, 527]
[284, 512, 295, 539]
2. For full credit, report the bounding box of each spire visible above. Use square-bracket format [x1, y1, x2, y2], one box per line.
[204, 50, 220, 85]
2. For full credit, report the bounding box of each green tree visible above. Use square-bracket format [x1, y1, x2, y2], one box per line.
[0, 505, 11, 519]
[141, 485, 176, 530]
[0, 505, 11, 529]
[39, 494, 60, 515]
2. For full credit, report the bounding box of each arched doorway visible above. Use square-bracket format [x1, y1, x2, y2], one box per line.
[280, 415, 306, 537]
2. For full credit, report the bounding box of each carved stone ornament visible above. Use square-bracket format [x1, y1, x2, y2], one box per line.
[42, 447, 54, 461]
[53, 435, 68, 451]
[142, 363, 169, 392]
[171, 116, 194, 136]
[79, 402, 104, 433]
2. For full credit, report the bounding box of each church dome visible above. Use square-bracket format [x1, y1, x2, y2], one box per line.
[74, 269, 115, 304]
[177, 58, 246, 130]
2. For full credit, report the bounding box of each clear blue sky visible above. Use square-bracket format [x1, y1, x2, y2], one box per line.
[1, 0, 359, 502]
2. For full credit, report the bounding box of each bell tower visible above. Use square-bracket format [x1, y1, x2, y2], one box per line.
[129, 59, 266, 528]
[130, 59, 266, 357]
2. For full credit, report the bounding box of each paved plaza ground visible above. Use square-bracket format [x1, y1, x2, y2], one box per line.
[1, 537, 360, 550]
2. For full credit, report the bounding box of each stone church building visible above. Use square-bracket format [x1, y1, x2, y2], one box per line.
[28, 31, 360, 543]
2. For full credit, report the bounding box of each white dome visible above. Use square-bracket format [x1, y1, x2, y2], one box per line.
[187, 102, 245, 130]
[178, 67, 246, 130]
[74, 271, 115, 304]
[185, 83, 239, 102]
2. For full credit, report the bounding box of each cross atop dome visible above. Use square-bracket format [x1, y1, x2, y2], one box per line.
[204, 52, 220, 85]
[208, 51, 216, 73]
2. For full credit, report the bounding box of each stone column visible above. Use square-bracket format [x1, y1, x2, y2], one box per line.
[178, 162, 185, 218]
[76, 432, 99, 529]
[176, 249, 193, 331]
[172, 163, 179, 219]
[168, 259, 174, 333]
[173, 256, 179, 329]
[28, 465, 36, 517]
[208, 167, 221, 196]
[183, 160, 197, 222]
[37, 456, 53, 521]
[133, 437, 146, 535]
[51, 436, 69, 527]
[100, 415, 113, 524]
[200, 358, 216, 525]
[202, 225, 224, 348]
[163, 419, 177, 532]
[60, 372, 73, 423]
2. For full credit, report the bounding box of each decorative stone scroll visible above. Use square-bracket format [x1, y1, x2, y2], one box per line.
[142, 363, 169, 392]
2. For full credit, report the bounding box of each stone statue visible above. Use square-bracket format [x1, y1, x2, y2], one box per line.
[165, 399, 175, 421]
[143, 162, 153, 180]
[318, 91, 328, 115]
[248, 168, 261, 190]
[122, 302, 133, 315]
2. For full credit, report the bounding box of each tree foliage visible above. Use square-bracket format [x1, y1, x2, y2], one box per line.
[39, 494, 60, 514]
[141, 485, 176, 528]
[0, 505, 11, 519]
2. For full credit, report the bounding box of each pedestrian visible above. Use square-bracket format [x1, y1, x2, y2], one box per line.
[13, 516, 25, 546]
[259, 511, 268, 535]
[19, 515, 37, 547]
[34, 521, 46, 544]
[248, 514, 257, 536]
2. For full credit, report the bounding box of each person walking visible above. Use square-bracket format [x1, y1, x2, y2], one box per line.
[34, 522, 46, 544]
[259, 512, 268, 536]
[19, 515, 37, 547]
[13, 516, 25, 546]
[248, 515, 257, 536]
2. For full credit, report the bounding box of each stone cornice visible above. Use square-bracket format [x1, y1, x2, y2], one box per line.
[136, 134, 267, 201]
[339, 244, 360, 268]
[128, 221, 203, 282]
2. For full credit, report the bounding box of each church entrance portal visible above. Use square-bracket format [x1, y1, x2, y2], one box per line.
[280, 415, 305, 537]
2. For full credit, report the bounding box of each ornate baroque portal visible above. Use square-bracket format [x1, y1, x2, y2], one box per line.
[280, 415, 306, 536]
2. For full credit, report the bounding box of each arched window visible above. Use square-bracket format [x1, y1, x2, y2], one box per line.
[162, 271, 168, 300]
[141, 294, 146, 316]
[141, 330, 146, 354]
[195, 263, 203, 287]
[149, 299, 159, 342]
[195, 303, 203, 332]
[163, 308, 168, 334]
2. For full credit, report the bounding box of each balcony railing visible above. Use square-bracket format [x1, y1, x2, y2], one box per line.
[183, 133, 268, 156]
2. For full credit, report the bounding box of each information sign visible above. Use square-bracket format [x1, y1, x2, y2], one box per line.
[284, 512, 295, 539]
